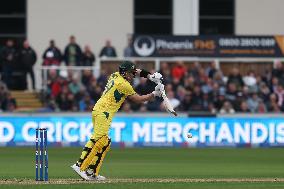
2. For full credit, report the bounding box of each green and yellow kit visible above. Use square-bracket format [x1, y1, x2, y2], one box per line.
[78, 72, 136, 175]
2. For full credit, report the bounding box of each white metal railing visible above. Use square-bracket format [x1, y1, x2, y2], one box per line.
[34, 57, 284, 90]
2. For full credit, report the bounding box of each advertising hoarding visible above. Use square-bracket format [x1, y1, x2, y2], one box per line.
[1, 116, 284, 147]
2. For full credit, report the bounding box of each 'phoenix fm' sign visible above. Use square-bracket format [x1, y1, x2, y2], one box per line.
[1, 116, 284, 146]
[132, 35, 284, 57]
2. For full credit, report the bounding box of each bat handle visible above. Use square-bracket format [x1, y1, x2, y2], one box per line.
[161, 91, 166, 99]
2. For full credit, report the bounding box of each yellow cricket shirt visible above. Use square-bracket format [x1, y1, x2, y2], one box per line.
[93, 72, 136, 114]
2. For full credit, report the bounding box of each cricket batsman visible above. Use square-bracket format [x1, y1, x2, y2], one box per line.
[71, 61, 164, 181]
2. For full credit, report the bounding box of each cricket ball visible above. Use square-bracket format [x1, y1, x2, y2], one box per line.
[187, 133, 192, 138]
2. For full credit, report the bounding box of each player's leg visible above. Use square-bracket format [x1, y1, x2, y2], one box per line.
[80, 135, 111, 176]
[90, 140, 111, 176]
[76, 138, 96, 167]
[71, 111, 110, 180]
[71, 134, 96, 180]
[80, 111, 112, 174]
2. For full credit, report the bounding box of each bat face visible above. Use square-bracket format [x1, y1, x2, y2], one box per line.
[162, 95, 178, 116]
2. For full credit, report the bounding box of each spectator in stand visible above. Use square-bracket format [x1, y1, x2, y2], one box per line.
[52, 76, 67, 98]
[272, 61, 284, 83]
[234, 92, 245, 112]
[180, 91, 193, 111]
[191, 85, 203, 111]
[211, 82, 220, 103]
[189, 61, 201, 79]
[123, 37, 133, 57]
[64, 35, 82, 66]
[138, 104, 147, 112]
[0, 39, 17, 88]
[226, 82, 238, 106]
[147, 97, 162, 111]
[74, 88, 87, 103]
[239, 101, 250, 112]
[176, 86, 186, 102]
[81, 70, 93, 87]
[19, 40, 37, 90]
[241, 85, 250, 100]
[171, 77, 182, 92]
[81, 45, 95, 66]
[56, 86, 73, 111]
[270, 77, 279, 93]
[121, 101, 132, 112]
[159, 63, 168, 76]
[0, 81, 8, 111]
[46, 68, 58, 95]
[171, 61, 186, 81]
[227, 67, 244, 90]
[208, 103, 217, 114]
[99, 39, 117, 57]
[201, 78, 213, 95]
[87, 78, 102, 103]
[243, 70, 257, 93]
[274, 84, 284, 107]
[159, 62, 172, 84]
[213, 71, 225, 86]
[1, 92, 17, 112]
[38, 97, 58, 112]
[257, 100, 267, 113]
[65, 70, 75, 84]
[197, 67, 209, 85]
[246, 92, 260, 113]
[201, 89, 211, 111]
[0, 50, 1, 74]
[255, 74, 266, 90]
[68, 76, 81, 95]
[79, 93, 94, 112]
[266, 93, 279, 112]
[97, 69, 108, 88]
[42, 40, 62, 66]
[184, 75, 195, 91]
[135, 77, 151, 95]
[46, 69, 68, 98]
[261, 69, 271, 86]
[0, 80, 8, 91]
[219, 101, 235, 114]
[206, 61, 219, 79]
[165, 84, 173, 94]
[258, 82, 271, 104]
[214, 87, 226, 111]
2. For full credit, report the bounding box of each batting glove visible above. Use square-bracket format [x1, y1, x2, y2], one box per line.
[149, 72, 163, 84]
[152, 83, 163, 97]
[152, 90, 161, 97]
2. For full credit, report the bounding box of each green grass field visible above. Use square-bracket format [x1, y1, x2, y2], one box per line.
[0, 147, 284, 188]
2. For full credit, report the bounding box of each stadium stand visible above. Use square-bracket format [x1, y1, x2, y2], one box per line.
[1, 38, 284, 113]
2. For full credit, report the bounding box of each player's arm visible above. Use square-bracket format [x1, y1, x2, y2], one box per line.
[128, 93, 155, 104]
[128, 83, 163, 104]
[136, 69, 163, 84]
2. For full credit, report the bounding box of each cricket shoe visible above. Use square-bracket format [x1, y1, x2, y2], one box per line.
[70, 164, 90, 180]
[85, 169, 106, 181]
[87, 175, 106, 181]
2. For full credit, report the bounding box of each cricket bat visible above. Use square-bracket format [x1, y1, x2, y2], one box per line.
[161, 89, 178, 116]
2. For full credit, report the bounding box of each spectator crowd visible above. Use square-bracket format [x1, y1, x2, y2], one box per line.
[0, 81, 17, 112]
[0, 36, 118, 91]
[41, 59, 284, 114]
[1, 36, 284, 114]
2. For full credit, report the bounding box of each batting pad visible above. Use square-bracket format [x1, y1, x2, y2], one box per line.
[77, 139, 95, 166]
[80, 135, 111, 173]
